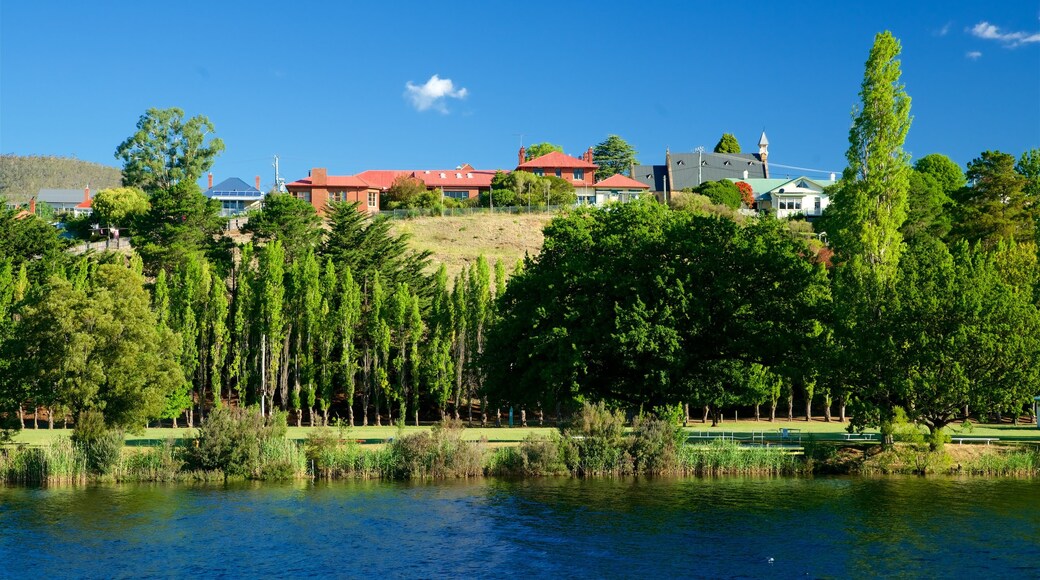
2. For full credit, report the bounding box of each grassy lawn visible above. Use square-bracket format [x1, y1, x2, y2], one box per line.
[9, 417, 1038, 447]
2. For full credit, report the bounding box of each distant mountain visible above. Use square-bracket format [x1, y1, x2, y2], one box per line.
[0, 155, 123, 204]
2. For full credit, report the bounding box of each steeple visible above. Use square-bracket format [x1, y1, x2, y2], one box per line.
[758, 131, 770, 178]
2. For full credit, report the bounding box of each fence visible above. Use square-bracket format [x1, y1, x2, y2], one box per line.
[68, 237, 132, 255]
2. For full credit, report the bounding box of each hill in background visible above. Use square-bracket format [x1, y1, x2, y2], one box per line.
[389, 212, 553, 282]
[0, 155, 123, 204]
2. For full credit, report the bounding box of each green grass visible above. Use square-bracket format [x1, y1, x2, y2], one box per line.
[10, 418, 1039, 448]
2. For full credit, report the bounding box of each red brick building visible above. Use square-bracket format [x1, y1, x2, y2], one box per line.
[515, 147, 597, 187]
[285, 168, 380, 215]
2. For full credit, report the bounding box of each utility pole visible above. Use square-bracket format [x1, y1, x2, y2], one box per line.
[695, 146, 705, 187]
[272, 155, 286, 193]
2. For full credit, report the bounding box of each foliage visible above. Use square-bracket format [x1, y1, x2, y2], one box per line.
[70, 409, 124, 475]
[1, 261, 185, 430]
[115, 107, 225, 193]
[695, 180, 743, 209]
[0, 208, 69, 272]
[188, 406, 288, 477]
[132, 181, 226, 271]
[483, 200, 829, 412]
[713, 133, 741, 154]
[828, 30, 912, 283]
[1017, 148, 1040, 199]
[950, 150, 1034, 248]
[242, 193, 322, 260]
[382, 174, 433, 210]
[481, 171, 575, 207]
[380, 420, 485, 479]
[0, 154, 121, 205]
[90, 187, 150, 229]
[524, 142, 564, 161]
[734, 181, 755, 207]
[901, 169, 951, 243]
[913, 153, 965, 195]
[593, 134, 638, 181]
[563, 402, 629, 475]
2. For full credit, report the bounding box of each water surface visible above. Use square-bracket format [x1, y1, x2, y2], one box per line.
[1, 477, 1037, 578]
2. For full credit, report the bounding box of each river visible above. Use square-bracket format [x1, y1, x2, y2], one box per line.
[2, 476, 1037, 578]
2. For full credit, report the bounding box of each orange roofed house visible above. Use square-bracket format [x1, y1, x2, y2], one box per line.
[285, 168, 381, 215]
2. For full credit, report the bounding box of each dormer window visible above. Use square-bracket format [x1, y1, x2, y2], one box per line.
[466, 173, 472, 178]
[677, 160, 685, 166]
[439, 172, 445, 178]
[723, 160, 732, 166]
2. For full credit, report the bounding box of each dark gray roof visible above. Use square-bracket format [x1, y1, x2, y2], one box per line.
[203, 177, 260, 196]
[633, 152, 767, 191]
[37, 188, 88, 204]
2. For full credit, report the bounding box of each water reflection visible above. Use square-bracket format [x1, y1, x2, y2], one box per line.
[1, 477, 1037, 578]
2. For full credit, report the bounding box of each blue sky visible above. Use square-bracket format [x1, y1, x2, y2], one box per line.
[2, 1, 1038, 191]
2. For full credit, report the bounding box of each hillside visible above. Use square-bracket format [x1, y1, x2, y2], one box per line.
[0, 155, 123, 204]
[388, 212, 554, 281]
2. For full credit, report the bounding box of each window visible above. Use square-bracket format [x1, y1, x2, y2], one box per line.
[555, 169, 562, 177]
[574, 169, 584, 180]
[444, 190, 469, 200]
[814, 196, 821, 211]
[330, 190, 347, 202]
[368, 191, 378, 209]
[532, 169, 544, 177]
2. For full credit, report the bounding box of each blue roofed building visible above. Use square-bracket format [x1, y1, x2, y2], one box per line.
[203, 175, 265, 216]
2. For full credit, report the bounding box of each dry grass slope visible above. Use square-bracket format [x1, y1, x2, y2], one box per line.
[389, 212, 553, 281]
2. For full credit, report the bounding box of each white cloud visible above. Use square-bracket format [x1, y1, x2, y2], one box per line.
[969, 21, 1040, 47]
[404, 74, 468, 113]
[966, 50, 983, 60]
[935, 21, 951, 36]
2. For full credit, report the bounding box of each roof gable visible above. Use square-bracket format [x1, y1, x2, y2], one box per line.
[517, 151, 597, 170]
[204, 177, 260, 196]
[593, 174, 650, 189]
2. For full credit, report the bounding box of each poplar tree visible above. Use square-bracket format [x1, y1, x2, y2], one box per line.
[423, 266, 455, 420]
[337, 265, 362, 426]
[208, 277, 229, 409]
[451, 271, 468, 420]
[828, 30, 912, 282]
[315, 259, 338, 425]
[466, 257, 491, 425]
[257, 241, 285, 415]
[227, 243, 253, 404]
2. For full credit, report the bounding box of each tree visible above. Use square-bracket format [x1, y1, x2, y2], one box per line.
[713, 133, 741, 154]
[482, 200, 830, 415]
[90, 187, 150, 231]
[1017, 148, 1040, 199]
[828, 30, 912, 281]
[695, 180, 742, 210]
[914, 153, 965, 195]
[242, 193, 322, 260]
[950, 150, 1033, 248]
[901, 169, 952, 243]
[734, 181, 755, 208]
[1, 263, 184, 430]
[132, 181, 225, 271]
[382, 174, 432, 210]
[524, 142, 564, 161]
[115, 107, 225, 192]
[337, 265, 362, 426]
[256, 241, 286, 415]
[593, 135, 638, 181]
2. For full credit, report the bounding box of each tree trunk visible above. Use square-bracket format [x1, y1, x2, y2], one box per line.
[172, 414, 179, 429]
[188, 406, 194, 428]
[555, 401, 562, 426]
[521, 408, 527, 427]
[702, 405, 709, 424]
[769, 400, 777, 422]
[468, 395, 473, 426]
[48, 408, 54, 429]
[754, 404, 761, 421]
[840, 403, 847, 423]
[33, 408, 38, 429]
[362, 393, 369, 427]
[481, 396, 488, 427]
[683, 403, 690, 427]
[787, 394, 794, 421]
[18, 404, 25, 429]
[538, 404, 543, 427]
[495, 407, 501, 428]
[375, 389, 382, 427]
[824, 394, 832, 422]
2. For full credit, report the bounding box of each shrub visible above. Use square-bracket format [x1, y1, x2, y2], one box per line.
[306, 428, 375, 478]
[564, 402, 630, 475]
[115, 440, 183, 482]
[380, 420, 485, 479]
[630, 415, 683, 474]
[490, 432, 572, 476]
[189, 407, 288, 478]
[71, 410, 124, 475]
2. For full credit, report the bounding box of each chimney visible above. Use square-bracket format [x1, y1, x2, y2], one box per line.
[84, 185, 91, 202]
[208, 173, 213, 189]
[255, 175, 261, 191]
[585, 147, 594, 163]
[29, 196, 36, 215]
[310, 168, 327, 186]
[518, 146, 526, 166]
[830, 172, 836, 182]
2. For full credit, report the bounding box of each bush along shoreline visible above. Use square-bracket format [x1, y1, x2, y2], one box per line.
[2, 404, 1038, 484]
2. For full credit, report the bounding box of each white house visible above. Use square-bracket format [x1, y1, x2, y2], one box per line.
[577, 174, 652, 206]
[730, 176, 835, 219]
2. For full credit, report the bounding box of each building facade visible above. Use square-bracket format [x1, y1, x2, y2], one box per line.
[203, 175, 265, 216]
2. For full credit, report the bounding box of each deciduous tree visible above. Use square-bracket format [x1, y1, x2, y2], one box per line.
[115, 107, 225, 192]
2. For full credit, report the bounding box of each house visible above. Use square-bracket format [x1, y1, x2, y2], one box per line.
[286, 168, 380, 215]
[633, 132, 771, 196]
[357, 164, 498, 201]
[35, 187, 93, 217]
[515, 147, 597, 187]
[733, 176, 836, 219]
[582, 174, 651, 205]
[203, 174, 266, 217]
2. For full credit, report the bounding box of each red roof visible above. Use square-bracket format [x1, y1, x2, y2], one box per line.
[416, 169, 498, 188]
[76, 198, 93, 209]
[287, 175, 372, 189]
[355, 170, 411, 190]
[593, 174, 651, 189]
[517, 151, 597, 170]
